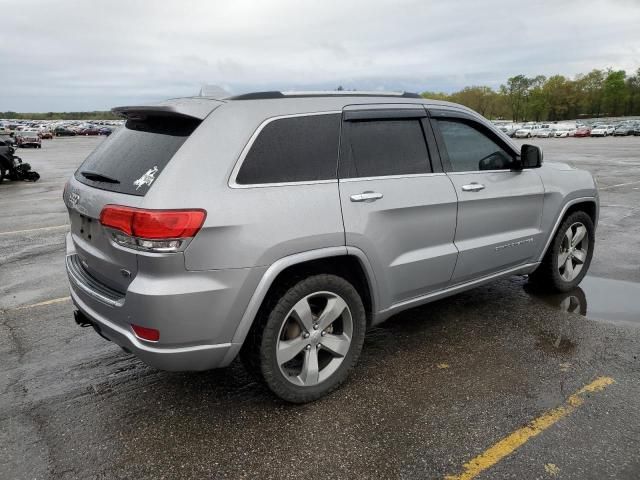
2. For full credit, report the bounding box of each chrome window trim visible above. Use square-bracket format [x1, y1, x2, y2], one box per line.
[447, 169, 535, 175]
[339, 172, 446, 182]
[228, 111, 342, 189]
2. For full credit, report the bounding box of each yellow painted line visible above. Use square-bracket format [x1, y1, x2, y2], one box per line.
[445, 376, 615, 480]
[0, 224, 69, 236]
[12, 296, 71, 310]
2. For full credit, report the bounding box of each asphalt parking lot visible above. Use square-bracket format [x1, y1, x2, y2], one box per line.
[1, 136, 639, 479]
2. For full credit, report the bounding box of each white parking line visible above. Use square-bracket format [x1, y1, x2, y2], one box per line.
[0, 225, 69, 236]
[600, 180, 640, 190]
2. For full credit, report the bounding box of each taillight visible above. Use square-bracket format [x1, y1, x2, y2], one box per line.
[100, 205, 206, 252]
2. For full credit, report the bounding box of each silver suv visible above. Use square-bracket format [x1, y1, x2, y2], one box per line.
[64, 91, 598, 402]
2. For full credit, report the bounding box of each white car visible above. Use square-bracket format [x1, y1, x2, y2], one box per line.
[515, 127, 535, 138]
[591, 125, 614, 137]
[554, 127, 577, 137]
[554, 128, 576, 138]
[535, 128, 555, 138]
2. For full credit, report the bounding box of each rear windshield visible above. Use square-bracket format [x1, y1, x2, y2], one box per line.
[75, 115, 200, 196]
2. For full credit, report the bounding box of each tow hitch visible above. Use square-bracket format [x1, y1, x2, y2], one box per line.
[74, 310, 110, 342]
[74, 310, 92, 327]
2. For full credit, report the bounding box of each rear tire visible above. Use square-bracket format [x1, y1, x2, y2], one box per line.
[529, 211, 594, 292]
[241, 274, 366, 403]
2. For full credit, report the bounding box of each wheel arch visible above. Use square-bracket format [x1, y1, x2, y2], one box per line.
[222, 247, 379, 365]
[537, 197, 598, 263]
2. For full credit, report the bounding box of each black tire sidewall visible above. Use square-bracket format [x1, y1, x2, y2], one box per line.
[259, 274, 366, 403]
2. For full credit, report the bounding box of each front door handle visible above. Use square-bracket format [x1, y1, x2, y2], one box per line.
[350, 191, 384, 202]
[461, 183, 485, 192]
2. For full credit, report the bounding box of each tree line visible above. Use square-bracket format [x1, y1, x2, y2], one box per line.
[421, 68, 640, 122]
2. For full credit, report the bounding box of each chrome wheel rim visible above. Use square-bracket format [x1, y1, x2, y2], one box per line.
[276, 291, 353, 387]
[558, 222, 589, 282]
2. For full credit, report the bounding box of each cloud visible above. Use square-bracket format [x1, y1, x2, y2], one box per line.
[1, 0, 639, 111]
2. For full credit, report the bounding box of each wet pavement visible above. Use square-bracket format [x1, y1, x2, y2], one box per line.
[525, 275, 640, 326]
[1, 136, 640, 479]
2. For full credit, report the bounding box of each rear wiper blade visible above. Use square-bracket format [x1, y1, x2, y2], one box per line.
[81, 171, 120, 184]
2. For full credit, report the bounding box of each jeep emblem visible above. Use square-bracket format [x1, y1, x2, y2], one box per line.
[69, 192, 80, 206]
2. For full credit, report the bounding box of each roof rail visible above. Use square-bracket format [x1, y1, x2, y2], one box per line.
[227, 91, 422, 100]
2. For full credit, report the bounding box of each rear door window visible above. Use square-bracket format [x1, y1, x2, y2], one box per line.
[339, 119, 431, 178]
[75, 115, 200, 196]
[235, 113, 340, 185]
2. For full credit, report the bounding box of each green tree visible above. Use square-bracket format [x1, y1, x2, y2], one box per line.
[602, 69, 627, 116]
[449, 86, 496, 117]
[500, 75, 530, 122]
[527, 75, 548, 122]
[625, 68, 640, 115]
[420, 90, 450, 101]
[543, 75, 573, 121]
[577, 69, 606, 117]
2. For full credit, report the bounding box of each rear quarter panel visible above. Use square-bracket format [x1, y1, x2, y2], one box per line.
[142, 102, 345, 271]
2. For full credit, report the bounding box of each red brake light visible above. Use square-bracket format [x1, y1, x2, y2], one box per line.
[131, 324, 160, 342]
[100, 205, 206, 239]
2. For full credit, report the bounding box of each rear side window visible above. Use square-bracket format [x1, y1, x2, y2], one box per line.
[75, 115, 199, 196]
[235, 114, 340, 185]
[339, 119, 431, 178]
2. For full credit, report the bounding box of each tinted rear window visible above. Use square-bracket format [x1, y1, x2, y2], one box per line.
[75, 115, 199, 196]
[236, 114, 340, 185]
[339, 119, 431, 178]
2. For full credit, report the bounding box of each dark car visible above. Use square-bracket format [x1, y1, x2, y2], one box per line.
[54, 127, 77, 137]
[16, 131, 42, 148]
[613, 125, 633, 136]
[98, 127, 112, 136]
[78, 127, 101, 136]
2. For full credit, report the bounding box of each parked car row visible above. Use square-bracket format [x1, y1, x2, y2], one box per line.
[0, 119, 121, 141]
[496, 120, 640, 139]
[0, 123, 115, 149]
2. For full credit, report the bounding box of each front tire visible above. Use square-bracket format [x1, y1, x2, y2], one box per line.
[242, 274, 366, 403]
[529, 211, 594, 292]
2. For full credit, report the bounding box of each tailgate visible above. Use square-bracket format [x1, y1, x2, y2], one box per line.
[65, 179, 143, 293]
[65, 104, 210, 294]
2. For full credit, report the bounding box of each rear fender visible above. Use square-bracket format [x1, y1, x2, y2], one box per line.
[220, 246, 379, 366]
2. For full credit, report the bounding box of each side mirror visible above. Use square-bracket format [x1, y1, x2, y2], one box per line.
[520, 144, 543, 169]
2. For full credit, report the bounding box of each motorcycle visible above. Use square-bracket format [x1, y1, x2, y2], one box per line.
[0, 139, 40, 182]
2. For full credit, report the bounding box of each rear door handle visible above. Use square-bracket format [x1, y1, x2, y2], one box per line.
[461, 183, 485, 192]
[350, 191, 384, 202]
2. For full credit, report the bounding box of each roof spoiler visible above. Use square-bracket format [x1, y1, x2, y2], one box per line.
[112, 97, 222, 121]
[112, 105, 206, 122]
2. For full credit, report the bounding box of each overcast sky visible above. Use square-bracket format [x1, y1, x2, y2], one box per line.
[1, 0, 639, 112]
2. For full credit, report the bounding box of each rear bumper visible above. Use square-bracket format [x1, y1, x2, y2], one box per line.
[69, 286, 234, 370]
[65, 233, 262, 371]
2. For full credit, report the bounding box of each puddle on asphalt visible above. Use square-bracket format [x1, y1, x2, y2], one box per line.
[524, 276, 640, 326]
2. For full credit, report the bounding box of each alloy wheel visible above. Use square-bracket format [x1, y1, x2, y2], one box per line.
[558, 222, 589, 281]
[276, 291, 353, 387]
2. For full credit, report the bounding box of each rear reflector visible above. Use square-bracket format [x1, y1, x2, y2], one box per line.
[100, 205, 206, 239]
[131, 324, 160, 342]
